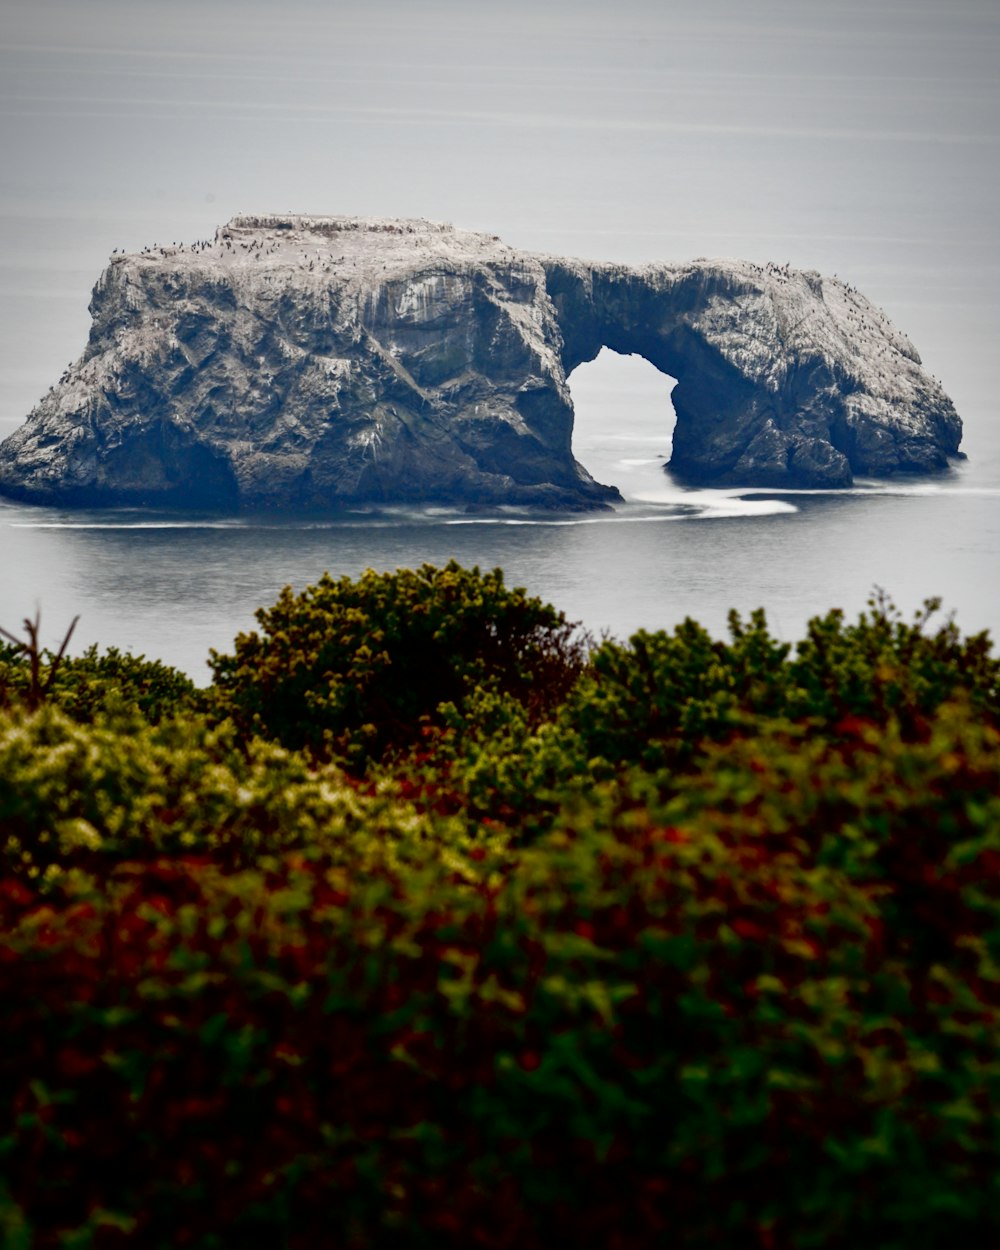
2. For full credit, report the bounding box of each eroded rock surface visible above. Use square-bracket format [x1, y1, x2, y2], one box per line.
[0, 215, 962, 509]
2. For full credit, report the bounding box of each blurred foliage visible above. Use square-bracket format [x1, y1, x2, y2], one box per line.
[2, 569, 999, 1248]
[0, 705, 511, 889]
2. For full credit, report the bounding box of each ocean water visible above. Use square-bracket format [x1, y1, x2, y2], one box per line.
[2, 349, 998, 680]
[0, 0, 996, 680]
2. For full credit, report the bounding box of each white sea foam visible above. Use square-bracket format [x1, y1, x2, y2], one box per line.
[684, 496, 798, 518]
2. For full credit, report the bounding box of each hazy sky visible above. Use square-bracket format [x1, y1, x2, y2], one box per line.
[1, 0, 998, 445]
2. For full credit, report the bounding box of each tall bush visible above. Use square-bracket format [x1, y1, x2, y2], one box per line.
[208, 561, 585, 765]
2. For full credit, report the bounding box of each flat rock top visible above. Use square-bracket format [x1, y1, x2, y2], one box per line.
[119, 212, 756, 293]
[121, 214, 521, 283]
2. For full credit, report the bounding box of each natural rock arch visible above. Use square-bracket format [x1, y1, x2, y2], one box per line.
[0, 215, 962, 512]
[540, 257, 960, 490]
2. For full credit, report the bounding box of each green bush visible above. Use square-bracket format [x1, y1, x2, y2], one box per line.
[0, 703, 508, 887]
[789, 591, 999, 728]
[3, 571, 1000, 1248]
[410, 686, 593, 837]
[0, 641, 22, 710]
[2, 698, 999, 1247]
[567, 592, 1000, 771]
[49, 646, 198, 723]
[0, 639, 197, 724]
[208, 561, 585, 765]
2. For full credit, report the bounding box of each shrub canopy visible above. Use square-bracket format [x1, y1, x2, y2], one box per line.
[2, 569, 999, 1249]
[208, 560, 584, 764]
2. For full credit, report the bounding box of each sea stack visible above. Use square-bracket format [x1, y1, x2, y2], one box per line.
[0, 215, 962, 510]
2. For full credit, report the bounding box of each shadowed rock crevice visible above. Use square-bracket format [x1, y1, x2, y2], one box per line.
[0, 215, 962, 511]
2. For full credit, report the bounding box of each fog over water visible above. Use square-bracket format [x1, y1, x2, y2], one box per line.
[1, 0, 998, 675]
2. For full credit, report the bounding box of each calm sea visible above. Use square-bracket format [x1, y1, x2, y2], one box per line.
[0, 0, 996, 679]
[2, 348, 998, 681]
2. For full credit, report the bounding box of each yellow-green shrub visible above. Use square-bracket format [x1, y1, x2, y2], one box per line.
[0, 642, 197, 723]
[0, 704, 508, 887]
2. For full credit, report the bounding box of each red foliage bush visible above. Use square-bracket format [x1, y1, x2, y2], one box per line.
[3, 575, 999, 1249]
[3, 702, 1000, 1250]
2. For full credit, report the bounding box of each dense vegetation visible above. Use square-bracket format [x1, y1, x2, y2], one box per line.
[1, 563, 999, 1249]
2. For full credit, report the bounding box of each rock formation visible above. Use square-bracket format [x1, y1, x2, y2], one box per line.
[0, 215, 962, 510]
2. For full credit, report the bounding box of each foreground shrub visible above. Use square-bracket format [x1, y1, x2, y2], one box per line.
[208, 561, 585, 766]
[0, 704, 506, 886]
[4, 573, 1000, 1248]
[2, 699, 1000, 1249]
[568, 592, 1000, 771]
[0, 638, 196, 724]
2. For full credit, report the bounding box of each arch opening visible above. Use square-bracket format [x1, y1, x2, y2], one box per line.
[567, 348, 678, 503]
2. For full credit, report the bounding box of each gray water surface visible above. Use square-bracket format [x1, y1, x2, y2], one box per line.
[2, 351, 997, 679]
[1, 1, 997, 676]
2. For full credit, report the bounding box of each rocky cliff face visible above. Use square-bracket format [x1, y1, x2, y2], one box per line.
[0, 215, 962, 510]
